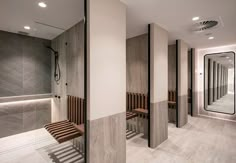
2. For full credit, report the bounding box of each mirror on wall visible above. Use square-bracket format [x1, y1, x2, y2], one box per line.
[204, 52, 235, 114]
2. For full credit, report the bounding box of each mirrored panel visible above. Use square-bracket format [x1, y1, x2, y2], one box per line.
[204, 52, 235, 114]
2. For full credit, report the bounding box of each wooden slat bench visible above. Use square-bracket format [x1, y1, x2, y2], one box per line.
[126, 92, 148, 120]
[44, 96, 85, 144]
[168, 89, 192, 108]
[168, 90, 176, 108]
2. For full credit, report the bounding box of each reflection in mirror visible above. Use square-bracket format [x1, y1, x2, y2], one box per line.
[204, 52, 235, 114]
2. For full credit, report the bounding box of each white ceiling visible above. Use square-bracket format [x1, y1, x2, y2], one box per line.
[0, 0, 84, 40]
[121, 0, 236, 49]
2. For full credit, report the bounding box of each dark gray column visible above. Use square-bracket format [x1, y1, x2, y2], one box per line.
[226, 68, 228, 94]
[204, 57, 209, 107]
[217, 63, 220, 99]
[150, 23, 168, 148]
[208, 59, 214, 105]
[192, 49, 198, 116]
[213, 61, 217, 102]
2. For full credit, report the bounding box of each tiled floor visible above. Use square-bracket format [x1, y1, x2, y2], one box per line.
[0, 128, 84, 163]
[127, 115, 236, 163]
[0, 116, 235, 163]
[207, 94, 234, 114]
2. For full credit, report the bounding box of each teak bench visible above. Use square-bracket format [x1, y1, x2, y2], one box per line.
[168, 89, 192, 108]
[126, 92, 148, 120]
[44, 96, 85, 144]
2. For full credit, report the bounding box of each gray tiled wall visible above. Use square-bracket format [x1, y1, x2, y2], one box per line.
[0, 30, 51, 97]
[0, 99, 51, 138]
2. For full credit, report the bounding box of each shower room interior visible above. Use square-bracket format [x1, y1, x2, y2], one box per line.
[0, 1, 85, 162]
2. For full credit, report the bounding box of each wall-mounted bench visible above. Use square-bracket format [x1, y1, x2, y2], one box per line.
[44, 96, 85, 144]
[168, 89, 192, 107]
[126, 92, 148, 119]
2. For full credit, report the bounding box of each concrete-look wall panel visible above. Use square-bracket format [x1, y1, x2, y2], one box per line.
[51, 21, 84, 122]
[0, 31, 51, 97]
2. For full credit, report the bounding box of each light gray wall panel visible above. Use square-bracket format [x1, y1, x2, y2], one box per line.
[51, 20, 84, 122]
[66, 21, 84, 98]
[126, 34, 148, 94]
[87, 112, 126, 163]
[150, 100, 168, 148]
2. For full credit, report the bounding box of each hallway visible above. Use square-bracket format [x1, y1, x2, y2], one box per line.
[207, 94, 234, 114]
[127, 116, 236, 163]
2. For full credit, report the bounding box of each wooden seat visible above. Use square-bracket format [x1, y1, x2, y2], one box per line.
[134, 108, 148, 115]
[126, 112, 138, 120]
[44, 96, 85, 144]
[168, 90, 176, 108]
[126, 92, 148, 120]
[45, 121, 83, 143]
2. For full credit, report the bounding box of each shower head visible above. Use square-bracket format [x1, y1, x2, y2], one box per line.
[45, 45, 58, 56]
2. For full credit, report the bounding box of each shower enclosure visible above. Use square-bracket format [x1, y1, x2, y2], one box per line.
[0, 0, 86, 162]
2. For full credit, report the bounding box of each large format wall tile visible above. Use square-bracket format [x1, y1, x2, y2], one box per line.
[0, 99, 51, 138]
[0, 30, 51, 97]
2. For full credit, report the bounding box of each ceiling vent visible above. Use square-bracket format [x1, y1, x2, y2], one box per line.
[18, 31, 29, 36]
[192, 20, 218, 32]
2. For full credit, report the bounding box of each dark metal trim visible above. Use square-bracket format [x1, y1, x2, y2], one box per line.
[84, 0, 87, 162]
[148, 24, 151, 147]
[176, 40, 179, 128]
[208, 58, 211, 105]
[190, 48, 193, 116]
[203, 51, 236, 115]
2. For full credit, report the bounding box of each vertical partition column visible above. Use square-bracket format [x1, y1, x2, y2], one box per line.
[150, 23, 168, 148]
[218, 64, 222, 99]
[208, 59, 214, 105]
[213, 61, 217, 102]
[192, 48, 198, 116]
[204, 57, 209, 107]
[217, 63, 220, 99]
[87, 0, 126, 162]
[176, 40, 188, 127]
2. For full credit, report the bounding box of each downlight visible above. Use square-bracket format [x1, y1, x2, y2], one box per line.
[192, 17, 200, 21]
[208, 36, 214, 40]
[38, 2, 47, 8]
[24, 26, 31, 30]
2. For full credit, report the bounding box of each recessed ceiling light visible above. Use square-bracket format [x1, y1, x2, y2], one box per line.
[38, 2, 47, 8]
[24, 26, 31, 30]
[192, 17, 200, 21]
[226, 57, 230, 59]
[208, 36, 214, 40]
[229, 60, 232, 62]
